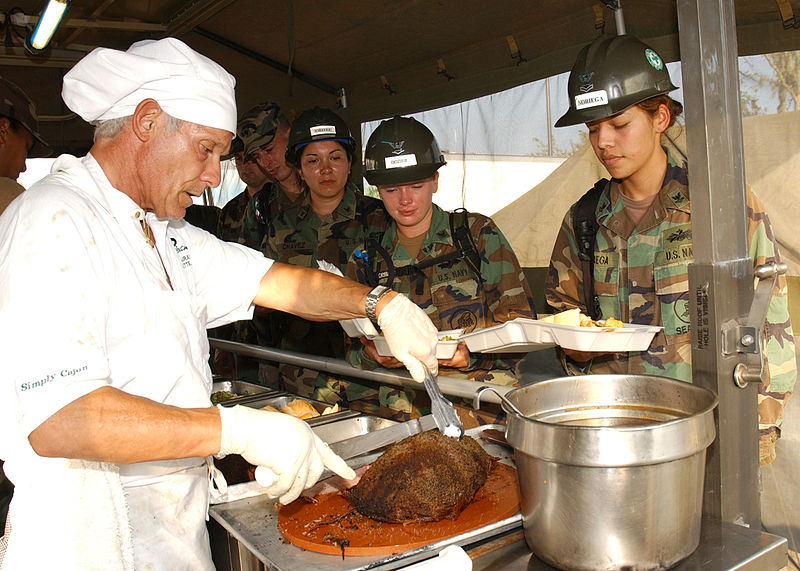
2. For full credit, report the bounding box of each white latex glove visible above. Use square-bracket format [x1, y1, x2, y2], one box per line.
[378, 293, 438, 382]
[217, 405, 355, 504]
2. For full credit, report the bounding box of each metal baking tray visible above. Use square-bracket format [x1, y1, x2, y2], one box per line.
[211, 380, 278, 404]
[233, 393, 360, 425]
[311, 415, 398, 444]
[208, 424, 519, 570]
[239, 394, 335, 415]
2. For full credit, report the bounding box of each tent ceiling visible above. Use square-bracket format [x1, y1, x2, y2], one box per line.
[2, 0, 799, 155]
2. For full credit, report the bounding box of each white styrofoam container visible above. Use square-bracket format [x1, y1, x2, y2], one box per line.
[339, 317, 379, 338]
[371, 329, 464, 360]
[541, 322, 662, 352]
[461, 318, 557, 353]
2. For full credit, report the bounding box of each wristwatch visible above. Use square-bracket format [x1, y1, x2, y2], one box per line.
[365, 285, 390, 327]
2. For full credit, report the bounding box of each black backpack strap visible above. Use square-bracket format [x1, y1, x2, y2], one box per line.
[358, 234, 395, 288]
[449, 208, 483, 284]
[361, 209, 483, 295]
[572, 178, 608, 320]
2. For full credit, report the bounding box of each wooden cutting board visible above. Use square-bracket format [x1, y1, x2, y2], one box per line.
[277, 461, 520, 557]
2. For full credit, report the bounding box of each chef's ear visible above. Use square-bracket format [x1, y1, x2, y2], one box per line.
[131, 99, 164, 142]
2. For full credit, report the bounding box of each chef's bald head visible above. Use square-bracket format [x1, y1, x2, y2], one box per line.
[62, 37, 237, 136]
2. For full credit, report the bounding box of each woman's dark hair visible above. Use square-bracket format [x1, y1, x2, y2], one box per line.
[638, 95, 683, 128]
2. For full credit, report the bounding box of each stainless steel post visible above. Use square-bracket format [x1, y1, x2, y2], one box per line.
[676, 0, 760, 525]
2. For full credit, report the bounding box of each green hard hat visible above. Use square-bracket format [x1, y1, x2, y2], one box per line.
[555, 34, 678, 127]
[284, 106, 356, 166]
[363, 116, 446, 186]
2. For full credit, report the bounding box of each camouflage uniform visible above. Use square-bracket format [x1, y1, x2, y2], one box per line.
[237, 181, 305, 252]
[546, 160, 796, 464]
[212, 187, 270, 377]
[337, 204, 535, 420]
[218, 187, 262, 248]
[264, 183, 390, 397]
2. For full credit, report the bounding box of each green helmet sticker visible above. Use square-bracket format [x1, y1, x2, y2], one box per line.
[645, 48, 664, 71]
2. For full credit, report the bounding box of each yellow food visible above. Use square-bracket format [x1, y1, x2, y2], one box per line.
[539, 308, 580, 326]
[540, 308, 624, 328]
[321, 404, 339, 415]
[261, 404, 280, 412]
[281, 399, 321, 419]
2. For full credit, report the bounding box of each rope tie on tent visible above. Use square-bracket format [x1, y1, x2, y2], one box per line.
[506, 35, 526, 65]
[593, 3, 606, 33]
[380, 75, 396, 95]
[775, 0, 800, 28]
[437, 58, 455, 81]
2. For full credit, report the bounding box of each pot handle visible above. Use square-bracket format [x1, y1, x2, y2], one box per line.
[473, 386, 526, 419]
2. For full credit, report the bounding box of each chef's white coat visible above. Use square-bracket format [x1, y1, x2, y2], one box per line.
[0, 154, 273, 569]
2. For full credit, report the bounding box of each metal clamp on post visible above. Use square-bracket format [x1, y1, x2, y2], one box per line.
[721, 261, 787, 388]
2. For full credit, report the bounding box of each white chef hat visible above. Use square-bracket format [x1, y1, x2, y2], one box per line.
[62, 37, 237, 135]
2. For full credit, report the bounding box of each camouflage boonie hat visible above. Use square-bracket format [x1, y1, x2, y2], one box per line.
[237, 101, 287, 156]
[0, 76, 52, 158]
[221, 136, 243, 160]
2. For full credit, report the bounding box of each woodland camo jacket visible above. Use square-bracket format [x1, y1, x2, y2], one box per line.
[545, 161, 796, 464]
[263, 183, 390, 397]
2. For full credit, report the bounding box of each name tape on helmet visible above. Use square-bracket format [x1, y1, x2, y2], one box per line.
[384, 154, 418, 169]
[575, 89, 609, 110]
[310, 125, 337, 137]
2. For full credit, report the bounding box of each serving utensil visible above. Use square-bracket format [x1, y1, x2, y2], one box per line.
[422, 366, 463, 439]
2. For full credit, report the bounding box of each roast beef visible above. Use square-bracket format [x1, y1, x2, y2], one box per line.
[345, 430, 492, 523]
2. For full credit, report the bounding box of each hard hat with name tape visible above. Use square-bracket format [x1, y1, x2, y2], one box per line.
[284, 106, 356, 166]
[363, 116, 446, 186]
[555, 34, 678, 128]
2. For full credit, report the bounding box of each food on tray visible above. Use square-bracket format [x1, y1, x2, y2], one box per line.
[439, 335, 457, 341]
[539, 308, 624, 328]
[280, 399, 321, 420]
[345, 430, 492, 523]
[539, 307, 580, 325]
[321, 403, 339, 415]
[261, 400, 336, 417]
[210, 390, 237, 404]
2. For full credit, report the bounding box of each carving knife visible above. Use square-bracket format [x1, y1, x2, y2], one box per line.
[327, 414, 437, 460]
[254, 415, 436, 487]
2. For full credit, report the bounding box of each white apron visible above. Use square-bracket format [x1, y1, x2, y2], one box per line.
[123, 460, 213, 570]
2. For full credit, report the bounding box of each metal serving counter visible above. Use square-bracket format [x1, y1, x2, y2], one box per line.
[209, 425, 519, 570]
[469, 520, 787, 571]
[207, 342, 790, 570]
[210, 506, 787, 571]
[208, 419, 788, 571]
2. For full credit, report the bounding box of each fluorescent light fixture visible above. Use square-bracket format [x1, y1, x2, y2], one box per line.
[25, 0, 70, 53]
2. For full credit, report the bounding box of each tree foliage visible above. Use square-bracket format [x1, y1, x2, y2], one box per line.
[739, 50, 800, 115]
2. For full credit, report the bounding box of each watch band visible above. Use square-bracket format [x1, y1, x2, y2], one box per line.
[365, 285, 390, 327]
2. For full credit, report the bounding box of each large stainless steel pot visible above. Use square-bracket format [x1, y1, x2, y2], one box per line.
[502, 374, 717, 571]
